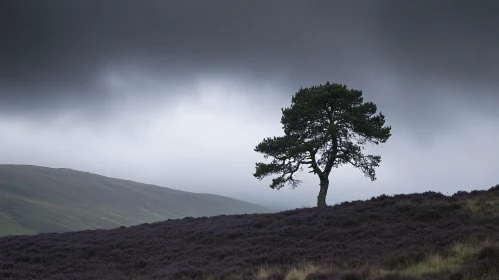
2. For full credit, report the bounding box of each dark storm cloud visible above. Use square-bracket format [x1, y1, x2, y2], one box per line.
[367, 1, 499, 115]
[1, 0, 499, 209]
[371, 1, 499, 84]
[1, 0, 498, 121]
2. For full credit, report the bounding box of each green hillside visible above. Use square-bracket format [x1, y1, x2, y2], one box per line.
[0, 164, 271, 236]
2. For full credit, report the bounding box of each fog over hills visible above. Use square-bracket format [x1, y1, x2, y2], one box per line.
[1, 1, 498, 210]
[0, 164, 271, 236]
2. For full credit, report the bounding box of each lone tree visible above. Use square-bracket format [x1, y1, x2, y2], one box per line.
[253, 82, 391, 208]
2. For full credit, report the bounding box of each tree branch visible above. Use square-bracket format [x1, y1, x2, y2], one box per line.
[308, 149, 324, 177]
[323, 134, 339, 175]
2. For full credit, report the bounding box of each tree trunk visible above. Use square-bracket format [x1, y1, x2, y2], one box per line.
[317, 177, 329, 208]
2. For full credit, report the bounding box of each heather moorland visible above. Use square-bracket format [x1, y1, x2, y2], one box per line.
[1, 185, 498, 280]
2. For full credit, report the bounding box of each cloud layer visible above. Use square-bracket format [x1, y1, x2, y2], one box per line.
[1, 0, 498, 209]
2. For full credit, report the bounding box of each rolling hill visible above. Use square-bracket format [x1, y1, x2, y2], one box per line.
[0, 164, 271, 236]
[0, 185, 498, 279]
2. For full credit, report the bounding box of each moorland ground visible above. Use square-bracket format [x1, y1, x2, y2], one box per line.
[1, 186, 499, 280]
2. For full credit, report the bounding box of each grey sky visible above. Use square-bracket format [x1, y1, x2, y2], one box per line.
[1, 0, 498, 210]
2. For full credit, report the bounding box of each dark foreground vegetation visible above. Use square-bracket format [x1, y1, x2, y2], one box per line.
[1, 186, 499, 280]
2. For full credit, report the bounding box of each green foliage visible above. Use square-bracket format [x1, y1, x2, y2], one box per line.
[463, 198, 499, 219]
[253, 82, 392, 192]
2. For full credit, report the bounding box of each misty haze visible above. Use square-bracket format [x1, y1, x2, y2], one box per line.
[1, 1, 498, 210]
[1, 1, 499, 280]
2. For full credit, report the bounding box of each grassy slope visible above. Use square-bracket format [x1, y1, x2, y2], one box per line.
[0, 164, 271, 236]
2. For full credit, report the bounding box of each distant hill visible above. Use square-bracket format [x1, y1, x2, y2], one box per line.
[0, 164, 271, 236]
[0, 186, 498, 280]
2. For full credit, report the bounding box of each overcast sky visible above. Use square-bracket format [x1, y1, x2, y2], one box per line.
[1, 0, 498, 210]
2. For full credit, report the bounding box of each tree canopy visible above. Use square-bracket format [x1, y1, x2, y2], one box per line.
[253, 82, 392, 207]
